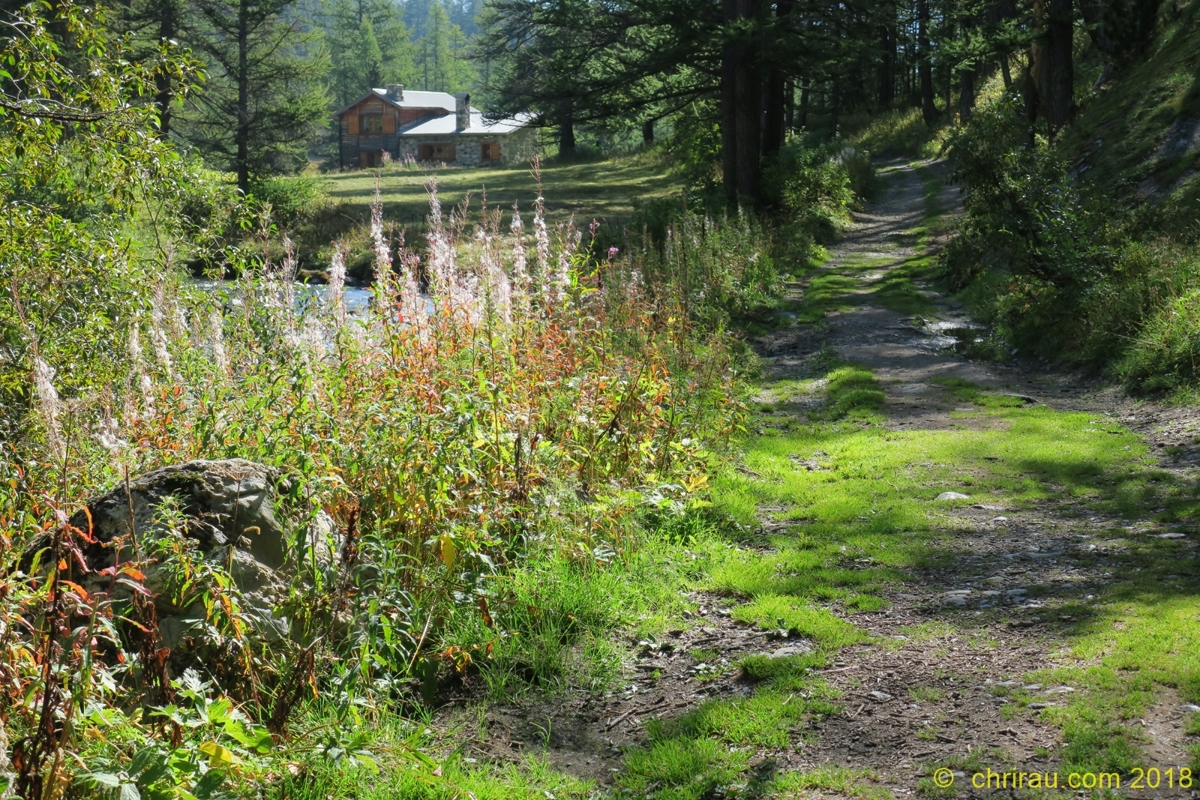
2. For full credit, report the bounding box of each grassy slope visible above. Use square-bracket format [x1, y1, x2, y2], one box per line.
[1059, 0, 1200, 219]
[321, 151, 685, 232]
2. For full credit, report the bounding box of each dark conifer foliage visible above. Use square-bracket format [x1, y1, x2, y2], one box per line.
[179, 0, 328, 194]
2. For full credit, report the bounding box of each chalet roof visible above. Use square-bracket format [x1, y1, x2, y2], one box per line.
[398, 109, 535, 137]
[334, 88, 457, 116]
[335, 89, 533, 135]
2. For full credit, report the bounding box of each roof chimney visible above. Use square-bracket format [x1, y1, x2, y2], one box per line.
[386, 84, 404, 101]
[455, 92, 470, 131]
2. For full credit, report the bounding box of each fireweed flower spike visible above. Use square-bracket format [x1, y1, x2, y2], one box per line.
[328, 245, 347, 330]
[32, 357, 64, 461]
[209, 308, 228, 376]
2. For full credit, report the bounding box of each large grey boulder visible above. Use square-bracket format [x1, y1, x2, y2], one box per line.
[32, 459, 339, 652]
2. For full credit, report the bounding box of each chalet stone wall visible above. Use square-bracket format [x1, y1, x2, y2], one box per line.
[393, 127, 539, 168]
[501, 127, 539, 165]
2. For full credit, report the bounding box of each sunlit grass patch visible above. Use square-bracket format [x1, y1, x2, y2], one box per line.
[849, 106, 947, 159]
[1038, 585, 1200, 775]
[930, 376, 1028, 409]
[795, 269, 861, 322]
[870, 259, 939, 316]
[817, 365, 887, 421]
[614, 681, 843, 797]
[305, 756, 592, 800]
[322, 152, 684, 231]
[768, 765, 893, 800]
[738, 650, 827, 682]
[616, 737, 749, 800]
[443, 524, 714, 699]
[728, 595, 868, 648]
[654, 688, 836, 749]
[266, 715, 594, 800]
[909, 686, 945, 703]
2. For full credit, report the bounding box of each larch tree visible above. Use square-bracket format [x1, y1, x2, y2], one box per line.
[323, 0, 418, 107]
[414, 2, 474, 91]
[180, 0, 329, 194]
[107, 0, 190, 136]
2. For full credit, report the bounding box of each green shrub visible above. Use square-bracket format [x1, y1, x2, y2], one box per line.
[762, 142, 859, 262]
[1116, 283, 1200, 391]
[942, 94, 1200, 390]
[942, 97, 1131, 362]
[249, 174, 331, 229]
[851, 107, 940, 158]
[839, 146, 881, 201]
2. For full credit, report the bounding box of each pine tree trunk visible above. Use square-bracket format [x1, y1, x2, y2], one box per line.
[829, 77, 840, 137]
[878, 23, 895, 108]
[155, 1, 177, 137]
[799, 83, 809, 129]
[236, 0, 250, 195]
[722, 0, 763, 206]
[943, 61, 952, 113]
[762, 68, 785, 156]
[733, 0, 761, 203]
[761, 0, 793, 158]
[721, 0, 739, 207]
[559, 114, 576, 153]
[988, 0, 1018, 89]
[785, 79, 795, 130]
[1029, 0, 1074, 137]
[959, 66, 975, 119]
[918, 0, 935, 123]
[642, 119, 654, 145]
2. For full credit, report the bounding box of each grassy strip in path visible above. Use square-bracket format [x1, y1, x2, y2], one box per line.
[787, 165, 944, 326]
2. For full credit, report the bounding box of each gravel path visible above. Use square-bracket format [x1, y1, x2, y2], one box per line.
[756, 159, 1199, 798]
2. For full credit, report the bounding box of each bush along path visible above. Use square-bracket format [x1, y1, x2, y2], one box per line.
[410, 162, 1200, 800]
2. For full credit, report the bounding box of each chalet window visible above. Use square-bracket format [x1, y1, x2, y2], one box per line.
[481, 142, 500, 161]
[418, 143, 456, 163]
[361, 114, 384, 134]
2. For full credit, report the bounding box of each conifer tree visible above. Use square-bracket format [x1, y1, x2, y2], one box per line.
[414, 2, 474, 91]
[179, 0, 329, 194]
[324, 0, 418, 106]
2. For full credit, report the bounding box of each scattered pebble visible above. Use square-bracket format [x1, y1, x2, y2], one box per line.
[1157, 532, 1187, 539]
[769, 643, 813, 659]
[936, 491, 970, 501]
[868, 691, 894, 702]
